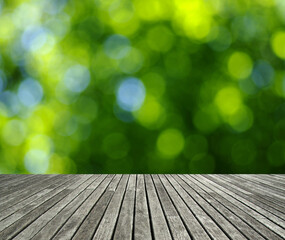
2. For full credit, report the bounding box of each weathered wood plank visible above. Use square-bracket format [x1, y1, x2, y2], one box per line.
[113, 174, 136, 240]
[71, 174, 122, 240]
[0, 175, 34, 189]
[166, 175, 230, 240]
[0, 174, 17, 181]
[134, 174, 152, 240]
[31, 175, 107, 240]
[0, 175, 82, 232]
[0, 175, 52, 197]
[0, 175, 69, 211]
[269, 174, 285, 180]
[0, 174, 284, 240]
[0, 176, 89, 239]
[0, 175, 75, 221]
[196, 175, 285, 239]
[152, 174, 190, 240]
[13, 175, 100, 240]
[233, 175, 285, 206]
[206, 175, 285, 228]
[91, 175, 129, 240]
[52, 175, 115, 240]
[240, 175, 285, 192]
[225, 175, 285, 202]
[144, 174, 172, 240]
[159, 174, 211, 240]
[184, 175, 266, 240]
[174, 174, 247, 240]
[221, 175, 285, 216]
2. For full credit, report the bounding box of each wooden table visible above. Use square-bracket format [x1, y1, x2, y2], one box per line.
[0, 174, 284, 239]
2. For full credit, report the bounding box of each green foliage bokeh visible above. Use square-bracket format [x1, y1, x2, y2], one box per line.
[0, 0, 285, 173]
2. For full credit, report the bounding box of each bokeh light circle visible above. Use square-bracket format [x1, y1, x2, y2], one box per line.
[215, 87, 242, 116]
[24, 149, 49, 174]
[64, 65, 90, 93]
[116, 77, 146, 112]
[157, 128, 184, 158]
[228, 52, 253, 80]
[252, 61, 274, 88]
[18, 78, 43, 108]
[21, 26, 48, 52]
[271, 31, 285, 59]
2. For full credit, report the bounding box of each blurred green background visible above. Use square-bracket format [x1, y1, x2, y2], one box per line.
[0, 0, 285, 174]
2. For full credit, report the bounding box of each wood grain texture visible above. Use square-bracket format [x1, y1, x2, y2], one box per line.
[0, 174, 284, 240]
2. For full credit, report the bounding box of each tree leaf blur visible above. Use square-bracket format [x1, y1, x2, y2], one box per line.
[0, 0, 285, 173]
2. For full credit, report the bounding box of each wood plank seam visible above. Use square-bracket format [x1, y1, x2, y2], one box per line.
[66, 175, 117, 240]
[143, 175, 156, 240]
[196, 175, 285, 240]
[164, 175, 215, 240]
[0, 174, 284, 240]
[191, 175, 282, 240]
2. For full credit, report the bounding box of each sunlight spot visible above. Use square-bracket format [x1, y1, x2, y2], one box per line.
[116, 77, 145, 112]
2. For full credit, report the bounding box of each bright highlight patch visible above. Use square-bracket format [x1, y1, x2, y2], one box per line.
[24, 149, 49, 174]
[18, 78, 43, 107]
[228, 52, 253, 79]
[271, 31, 285, 59]
[64, 65, 90, 93]
[116, 77, 146, 112]
[157, 128, 184, 158]
[214, 87, 242, 116]
[0, 91, 20, 117]
[28, 106, 55, 134]
[0, 15, 16, 43]
[135, 95, 164, 128]
[176, 0, 213, 40]
[26, 134, 53, 153]
[21, 27, 48, 52]
[134, 0, 172, 21]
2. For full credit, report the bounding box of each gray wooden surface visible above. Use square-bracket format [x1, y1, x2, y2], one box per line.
[0, 175, 284, 240]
